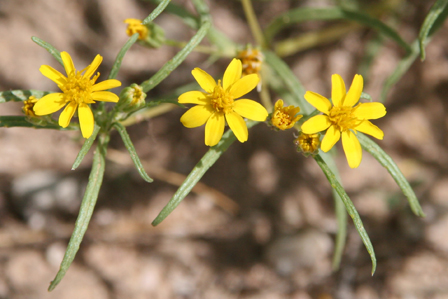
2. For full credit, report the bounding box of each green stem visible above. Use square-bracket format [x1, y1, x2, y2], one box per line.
[241, 0, 267, 48]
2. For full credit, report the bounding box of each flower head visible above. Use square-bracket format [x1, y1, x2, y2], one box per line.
[124, 18, 165, 48]
[236, 46, 264, 76]
[270, 99, 302, 130]
[179, 59, 268, 146]
[124, 18, 148, 40]
[295, 133, 320, 156]
[33, 51, 121, 138]
[23, 96, 39, 117]
[301, 74, 386, 168]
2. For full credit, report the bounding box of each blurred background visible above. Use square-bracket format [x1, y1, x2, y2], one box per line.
[1, 0, 448, 298]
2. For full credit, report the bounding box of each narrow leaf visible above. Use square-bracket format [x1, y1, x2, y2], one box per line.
[419, 0, 448, 60]
[140, 21, 211, 93]
[48, 137, 108, 291]
[360, 92, 372, 102]
[108, 33, 139, 80]
[143, 0, 171, 24]
[357, 133, 425, 217]
[72, 124, 101, 170]
[0, 90, 52, 103]
[314, 154, 377, 275]
[265, 7, 411, 54]
[264, 50, 314, 114]
[31, 36, 63, 66]
[113, 122, 153, 183]
[152, 121, 258, 226]
[0, 116, 74, 130]
[149, 0, 200, 29]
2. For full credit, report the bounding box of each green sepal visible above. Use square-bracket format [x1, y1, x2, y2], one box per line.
[116, 84, 147, 113]
[31, 37, 63, 66]
[48, 135, 109, 291]
[72, 124, 101, 170]
[152, 121, 258, 226]
[357, 133, 425, 217]
[314, 153, 377, 275]
[113, 122, 153, 183]
[139, 22, 166, 49]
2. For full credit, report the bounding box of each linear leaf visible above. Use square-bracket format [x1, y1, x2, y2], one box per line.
[48, 137, 108, 291]
[113, 122, 153, 183]
[265, 7, 411, 54]
[140, 21, 211, 93]
[152, 121, 258, 226]
[314, 154, 376, 275]
[357, 133, 425, 217]
[143, 0, 171, 24]
[0, 90, 52, 103]
[149, 0, 200, 29]
[108, 33, 139, 80]
[31, 36, 63, 66]
[419, 0, 448, 60]
[264, 50, 313, 114]
[0, 116, 75, 130]
[72, 124, 101, 170]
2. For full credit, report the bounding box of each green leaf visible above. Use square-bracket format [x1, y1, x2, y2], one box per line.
[149, 0, 200, 29]
[265, 7, 411, 54]
[357, 133, 425, 217]
[0, 116, 75, 130]
[113, 122, 153, 183]
[0, 90, 52, 103]
[320, 152, 347, 271]
[140, 21, 211, 93]
[48, 136, 108, 291]
[360, 92, 373, 102]
[143, 0, 171, 24]
[108, 33, 139, 80]
[314, 154, 376, 275]
[419, 0, 448, 61]
[72, 124, 101, 170]
[264, 50, 314, 115]
[152, 121, 258, 226]
[31, 36, 63, 66]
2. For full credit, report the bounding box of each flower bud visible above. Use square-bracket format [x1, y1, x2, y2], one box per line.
[124, 18, 165, 48]
[269, 99, 302, 130]
[295, 133, 320, 156]
[117, 84, 146, 112]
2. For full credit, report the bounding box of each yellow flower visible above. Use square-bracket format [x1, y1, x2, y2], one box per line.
[33, 51, 121, 138]
[124, 18, 148, 40]
[236, 47, 264, 76]
[301, 74, 386, 168]
[270, 99, 302, 130]
[22, 96, 39, 117]
[179, 59, 268, 146]
[295, 133, 320, 156]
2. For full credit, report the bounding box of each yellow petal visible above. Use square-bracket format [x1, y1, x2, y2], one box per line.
[83, 54, 103, 79]
[91, 79, 121, 92]
[342, 130, 362, 168]
[78, 103, 94, 138]
[205, 113, 225, 146]
[223, 58, 242, 90]
[91, 91, 119, 102]
[192, 68, 216, 93]
[59, 101, 77, 128]
[301, 115, 331, 134]
[321, 125, 340, 152]
[353, 102, 386, 120]
[39, 65, 67, 86]
[61, 52, 75, 76]
[229, 74, 259, 99]
[355, 120, 384, 140]
[304, 91, 332, 114]
[178, 91, 208, 104]
[180, 105, 213, 128]
[226, 111, 248, 143]
[343, 74, 363, 107]
[331, 74, 346, 107]
[33, 93, 66, 115]
[233, 99, 268, 121]
[274, 99, 284, 110]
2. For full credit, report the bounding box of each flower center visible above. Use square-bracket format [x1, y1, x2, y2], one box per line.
[209, 80, 234, 114]
[60, 71, 98, 104]
[328, 106, 361, 131]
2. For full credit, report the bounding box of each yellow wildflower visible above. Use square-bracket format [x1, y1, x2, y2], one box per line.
[179, 59, 268, 146]
[124, 18, 148, 40]
[237, 47, 264, 76]
[295, 133, 320, 156]
[270, 99, 302, 130]
[33, 51, 121, 138]
[22, 96, 39, 117]
[301, 74, 386, 168]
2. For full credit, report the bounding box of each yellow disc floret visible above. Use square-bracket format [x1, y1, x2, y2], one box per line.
[209, 80, 234, 114]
